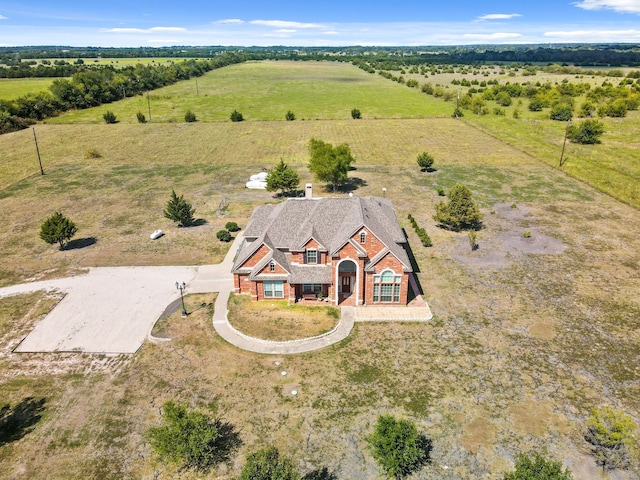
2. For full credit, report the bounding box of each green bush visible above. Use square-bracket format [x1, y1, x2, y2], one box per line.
[230, 110, 244, 122]
[503, 453, 573, 480]
[225, 222, 240, 232]
[184, 110, 197, 122]
[550, 104, 573, 121]
[436, 187, 446, 196]
[136, 111, 146, 123]
[285, 110, 295, 121]
[145, 401, 241, 472]
[567, 119, 605, 144]
[351, 108, 361, 119]
[103, 110, 117, 124]
[84, 148, 101, 159]
[217, 230, 232, 242]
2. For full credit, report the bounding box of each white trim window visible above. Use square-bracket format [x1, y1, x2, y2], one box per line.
[303, 284, 322, 294]
[360, 231, 366, 244]
[372, 269, 402, 303]
[264, 280, 284, 298]
[269, 260, 276, 272]
[305, 248, 318, 264]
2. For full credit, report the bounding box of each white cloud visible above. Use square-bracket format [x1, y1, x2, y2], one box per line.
[148, 39, 180, 44]
[545, 28, 640, 39]
[0, 15, 7, 20]
[476, 13, 522, 21]
[275, 29, 297, 33]
[463, 32, 522, 40]
[214, 19, 244, 24]
[106, 26, 186, 34]
[323, 31, 339, 35]
[573, 0, 640, 13]
[250, 20, 325, 29]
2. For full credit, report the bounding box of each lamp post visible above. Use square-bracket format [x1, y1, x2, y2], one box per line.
[176, 281, 187, 317]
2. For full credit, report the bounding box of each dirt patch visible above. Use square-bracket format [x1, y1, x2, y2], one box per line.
[529, 322, 556, 340]
[452, 203, 566, 269]
[461, 417, 497, 453]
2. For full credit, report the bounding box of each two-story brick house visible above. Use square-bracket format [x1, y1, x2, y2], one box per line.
[231, 189, 414, 306]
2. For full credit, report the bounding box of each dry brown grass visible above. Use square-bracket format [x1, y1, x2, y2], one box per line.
[0, 113, 639, 478]
[228, 295, 340, 341]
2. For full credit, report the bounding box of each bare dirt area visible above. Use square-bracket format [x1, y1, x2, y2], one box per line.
[452, 202, 567, 269]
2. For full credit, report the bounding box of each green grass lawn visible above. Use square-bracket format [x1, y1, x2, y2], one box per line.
[0, 77, 58, 100]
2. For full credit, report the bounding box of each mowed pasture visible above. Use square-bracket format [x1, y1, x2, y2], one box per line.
[0, 77, 58, 100]
[0, 60, 639, 479]
[46, 60, 453, 124]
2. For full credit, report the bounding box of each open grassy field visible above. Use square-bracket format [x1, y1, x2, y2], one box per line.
[0, 60, 639, 479]
[0, 77, 58, 100]
[46, 60, 452, 124]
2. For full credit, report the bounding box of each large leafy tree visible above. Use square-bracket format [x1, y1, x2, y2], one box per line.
[365, 414, 431, 480]
[308, 138, 355, 191]
[238, 447, 301, 480]
[503, 453, 573, 480]
[164, 190, 195, 227]
[266, 159, 300, 196]
[39, 212, 78, 250]
[146, 401, 241, 472]
[433, 184, 483, 231]
[586, 405, 638, 471]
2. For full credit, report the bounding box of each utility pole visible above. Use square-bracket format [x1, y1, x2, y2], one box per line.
[559, 119, 571, 167]
[32, 128, 44, 175]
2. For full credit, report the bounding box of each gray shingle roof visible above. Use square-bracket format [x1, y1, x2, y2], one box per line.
[232, 196, 412, 280]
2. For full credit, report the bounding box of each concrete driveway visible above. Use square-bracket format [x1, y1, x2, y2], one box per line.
[1, 266, 199, 354]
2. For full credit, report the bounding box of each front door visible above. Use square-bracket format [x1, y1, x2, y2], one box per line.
[341, 275, 351, 294]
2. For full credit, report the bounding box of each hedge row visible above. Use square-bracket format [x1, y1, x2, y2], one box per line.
[407, 214, 432, 247]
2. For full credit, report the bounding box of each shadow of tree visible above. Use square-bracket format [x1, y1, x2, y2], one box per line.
[337, 177, 367, 193]
[0, 397, 46, 446]
[191, 218, 208, 227]
[65, 237, 97, 250]
[303, 466, 338, 479]
[209, 419, 243, 466]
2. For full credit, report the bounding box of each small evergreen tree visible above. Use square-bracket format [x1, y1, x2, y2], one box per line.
[503, 453, 573, 480]
[285, 110, 296, 121]
[266, 159, 300, 196]
[184, 110, 197, 122]
[351, 108, 361, 119]
[550, 104, 573, 121]
[136, 111, 146, 123]
[103, 110, 117, 124]
[39, 212, 78, 250]
[416, 152, 435, 172]
[230, 110, 244, 122]
[434, 184, 483, 231]
[164, 190, 195, 227]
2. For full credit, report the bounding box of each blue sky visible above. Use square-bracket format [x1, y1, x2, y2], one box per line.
[1, 1, 640, 47]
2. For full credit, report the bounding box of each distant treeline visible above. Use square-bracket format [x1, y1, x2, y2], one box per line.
[2, 44, 640, 68]
[0, 53, 246, 134]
